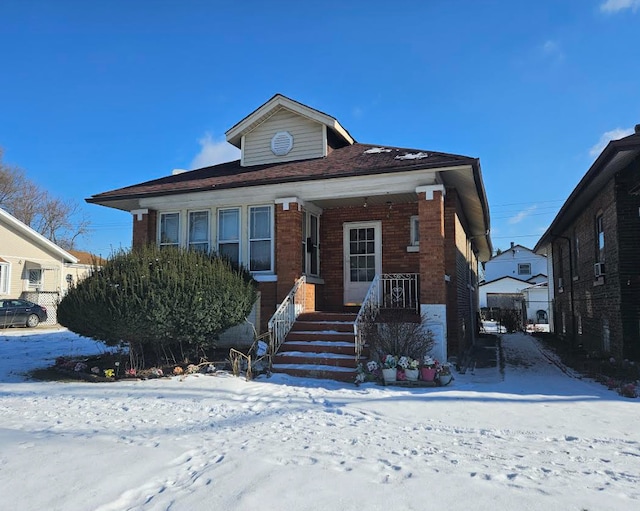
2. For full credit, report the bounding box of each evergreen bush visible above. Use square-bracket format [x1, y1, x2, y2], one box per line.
[57, 245, 257, 367]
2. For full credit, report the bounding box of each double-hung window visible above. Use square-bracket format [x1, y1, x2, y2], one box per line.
[159, 212, 180, 249]
[410, 216, 419, 246]
[188, 211, 210, 253]
[0, 261, 9, 295]
[28, 268, 42, 289]
[249, 206, 272, 272]
[518, 263, 531, 276]
[218, 208, 240, 265]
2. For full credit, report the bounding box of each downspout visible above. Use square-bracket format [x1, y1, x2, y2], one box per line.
[551, 233, 576, 348]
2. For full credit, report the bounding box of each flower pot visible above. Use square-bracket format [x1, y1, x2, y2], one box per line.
[382, 367, 397, 383]
[438, 373, 453, 386]
[405, 368, 419, 381]
[420, 367, 437, 382]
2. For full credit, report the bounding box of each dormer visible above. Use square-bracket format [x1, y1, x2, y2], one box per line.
[225, 94, 355, 167]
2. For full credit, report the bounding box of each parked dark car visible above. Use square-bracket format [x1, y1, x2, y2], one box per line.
[0, 299, 48, 328]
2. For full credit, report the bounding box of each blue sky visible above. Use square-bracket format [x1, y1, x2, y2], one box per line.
[1, 0, 638, 257]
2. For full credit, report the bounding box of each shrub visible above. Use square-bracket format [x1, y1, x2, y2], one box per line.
[364, 311, 435, 361]
[57, 245, 257, 367]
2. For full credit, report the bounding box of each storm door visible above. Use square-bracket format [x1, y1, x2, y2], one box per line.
[343, 221, 381, 305]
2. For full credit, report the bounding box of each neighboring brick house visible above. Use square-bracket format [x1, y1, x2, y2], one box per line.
[535, 126, 640, 360]
[88, 94, 492, 362]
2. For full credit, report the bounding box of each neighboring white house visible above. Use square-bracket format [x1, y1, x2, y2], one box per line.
[479, 276, 532, 309]
[522, 282, 550, 331]
[480, 243, 549, 328]
[0, 208, 99, 325]
[483, 243, 547, 283]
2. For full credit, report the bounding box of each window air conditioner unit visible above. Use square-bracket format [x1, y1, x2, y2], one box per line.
[594, 262, 605, 278]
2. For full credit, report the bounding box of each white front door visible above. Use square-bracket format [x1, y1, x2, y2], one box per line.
[343, 221, 382, 305]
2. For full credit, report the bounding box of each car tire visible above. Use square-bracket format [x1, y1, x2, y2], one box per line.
[26, 314, 40, 328]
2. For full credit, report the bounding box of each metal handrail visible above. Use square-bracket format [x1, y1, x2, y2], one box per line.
[354, 275, 381, 360]
[354, 273, 420, 360]
[268, 275, 306, 357]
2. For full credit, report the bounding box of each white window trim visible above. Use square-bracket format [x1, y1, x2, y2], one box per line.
[518, 263, 531, 275]
[217, 207, 242, 264]
[158, 211, 181, 248]
[407, 215, 420, 252]
[0, 262, 10, 295]
[188, 210, 210, 252]
[303, 210, 321, 277]
[248, 205, 274, 273]
[28, 268, 43, 289]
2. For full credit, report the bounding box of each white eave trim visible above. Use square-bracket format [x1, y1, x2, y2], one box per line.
[225, 95, 354, 148]
[0, 208, 78, 264]
[416, 184, 446, 200]
[275, 197, 304, 211]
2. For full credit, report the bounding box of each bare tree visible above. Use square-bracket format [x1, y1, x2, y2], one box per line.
[0, 149, 90, 250]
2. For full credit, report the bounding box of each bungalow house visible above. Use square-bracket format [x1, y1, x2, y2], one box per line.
[87, 94, 492, 379]
[0, 207, 78, 324]
[535, 125, 640, 361]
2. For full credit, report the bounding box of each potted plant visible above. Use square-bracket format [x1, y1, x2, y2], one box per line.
[420, 356, 438, 382]
[404, 357, 420, 381]
[381, 355, 398, 383]
[355, 360, 380, 385]
[436, 362, 453, 386]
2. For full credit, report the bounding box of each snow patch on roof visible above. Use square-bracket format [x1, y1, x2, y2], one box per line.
[395, 151, 430, 160]
[364, 147, 392, 154]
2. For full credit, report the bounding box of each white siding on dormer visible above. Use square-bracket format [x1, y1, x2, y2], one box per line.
[242, 109, 325, 166]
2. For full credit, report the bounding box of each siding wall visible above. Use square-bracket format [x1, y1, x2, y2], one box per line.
[0, 222, 65, 297]
[242, 109, 325, 166]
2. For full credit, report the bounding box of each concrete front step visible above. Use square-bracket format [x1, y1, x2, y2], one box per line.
[271, 311, 362, 382]
[273, 351, 360, 368]
[291, 321, 355, 333]
[272, 363, 357, 382]
[296, 312, 357, 323]
[279, 340, 367, 356]
[286, 331, 356, 342]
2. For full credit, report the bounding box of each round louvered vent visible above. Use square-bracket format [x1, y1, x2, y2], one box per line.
[271, 131, 293, 156]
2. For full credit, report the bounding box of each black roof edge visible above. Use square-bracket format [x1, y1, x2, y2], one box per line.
[535, 131, 640, 252]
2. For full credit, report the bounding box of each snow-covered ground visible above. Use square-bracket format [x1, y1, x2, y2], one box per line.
[1, 327, 638, 511]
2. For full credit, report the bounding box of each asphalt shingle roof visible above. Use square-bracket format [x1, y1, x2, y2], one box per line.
[88, 143, 476, 202]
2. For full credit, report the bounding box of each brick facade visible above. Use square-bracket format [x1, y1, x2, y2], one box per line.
[320, 202, 420, 310]
[444, 190, 479, 357]
[552, 156, 640, 360]
[132, 210, 157, 248]
[275, 202, 303, 303]
[126, 196, 482, 356]
[418, 190, 446, 304]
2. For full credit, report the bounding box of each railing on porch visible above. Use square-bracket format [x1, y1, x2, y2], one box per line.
[268, 275, 307, 358]
[354, 273, 420, 359]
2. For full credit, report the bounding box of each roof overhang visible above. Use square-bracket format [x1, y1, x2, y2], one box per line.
[535, 133, 640, 251]
[439, 161, 493, 261]
[0, 208, 78, 264]
[89, 160, 492, 261]
[225, 94, 355, 149]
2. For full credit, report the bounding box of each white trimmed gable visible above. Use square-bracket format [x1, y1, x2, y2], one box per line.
[225, 94, 354, 167]
[483, 244, 547, 283]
